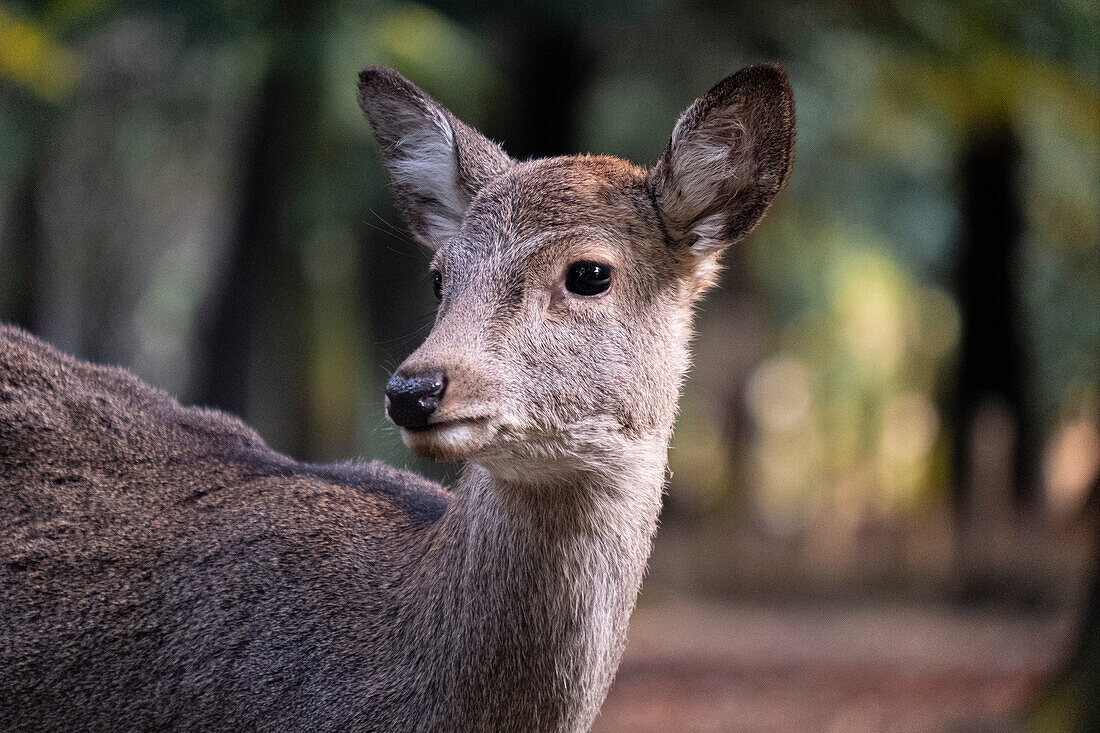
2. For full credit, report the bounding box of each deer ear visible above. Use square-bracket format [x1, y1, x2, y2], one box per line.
[358, 67, 514, 250]
[647, 64, 795, 264]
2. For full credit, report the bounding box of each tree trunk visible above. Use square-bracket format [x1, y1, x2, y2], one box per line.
[950, 122, 1038, 603]
[1, 164, 44, 332]
[195, 8, 322, 458]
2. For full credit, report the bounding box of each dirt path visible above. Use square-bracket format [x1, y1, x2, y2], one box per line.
[592, 601, 1077, 732]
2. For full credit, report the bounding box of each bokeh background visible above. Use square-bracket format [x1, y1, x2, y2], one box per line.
[1, 1, 1097, 730]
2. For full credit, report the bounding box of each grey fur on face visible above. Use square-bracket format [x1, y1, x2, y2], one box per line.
[2, 64, 794, 732]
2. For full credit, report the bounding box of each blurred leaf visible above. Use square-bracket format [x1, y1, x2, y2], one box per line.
[0, 5, 81, 102]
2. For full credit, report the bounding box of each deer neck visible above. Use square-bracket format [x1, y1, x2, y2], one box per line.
[413, 439, 667, 731]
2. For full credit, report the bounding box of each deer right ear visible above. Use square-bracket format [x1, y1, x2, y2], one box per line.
[358, 67, 514, 250]
[647, 64, 795, 264]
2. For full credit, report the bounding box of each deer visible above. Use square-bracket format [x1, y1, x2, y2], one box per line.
[0, 63, 794, 732]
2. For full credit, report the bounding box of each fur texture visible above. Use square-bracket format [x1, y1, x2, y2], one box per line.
[2, 64, 795, 731]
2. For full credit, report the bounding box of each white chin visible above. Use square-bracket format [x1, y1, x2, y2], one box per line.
[400, 421, 487, 462]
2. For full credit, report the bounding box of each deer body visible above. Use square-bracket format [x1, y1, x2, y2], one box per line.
[0, 326, 656, 730]
[2, 65, 794, 731]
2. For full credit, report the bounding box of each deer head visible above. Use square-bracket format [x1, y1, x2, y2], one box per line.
[358, 65, 794, 485]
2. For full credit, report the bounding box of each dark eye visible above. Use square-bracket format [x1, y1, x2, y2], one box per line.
[430, 269, 443, 301]
[565, 261, 612, 296]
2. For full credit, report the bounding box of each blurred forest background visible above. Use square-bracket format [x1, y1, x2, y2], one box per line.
[1, 0, 1097, 729]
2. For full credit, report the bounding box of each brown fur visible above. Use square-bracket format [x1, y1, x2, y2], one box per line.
[2, 64, 794, 731]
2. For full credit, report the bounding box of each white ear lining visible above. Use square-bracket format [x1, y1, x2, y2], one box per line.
[688, 212, 730, 256]
[670, 107, 752, 184]
[385, 106, 465, 247]
[663, 105, 755, 251]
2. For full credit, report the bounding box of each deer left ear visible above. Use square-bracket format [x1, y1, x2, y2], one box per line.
[358, 67, 515, 250]
[647, 64, 795, 265]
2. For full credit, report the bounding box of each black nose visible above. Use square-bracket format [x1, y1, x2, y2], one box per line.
[385, 370, 447, 428]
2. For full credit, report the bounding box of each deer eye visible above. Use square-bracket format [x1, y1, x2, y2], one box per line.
[430, 269, 443, 301]
[565, 261, 612, 296]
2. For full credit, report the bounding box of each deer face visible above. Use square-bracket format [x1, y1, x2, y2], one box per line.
[388, 157, 693, 473]
[359, 66, 794, 477]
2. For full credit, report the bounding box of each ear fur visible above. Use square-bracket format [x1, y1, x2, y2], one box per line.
[358, 67, 514, 249]
[647, 64, 795, 263]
